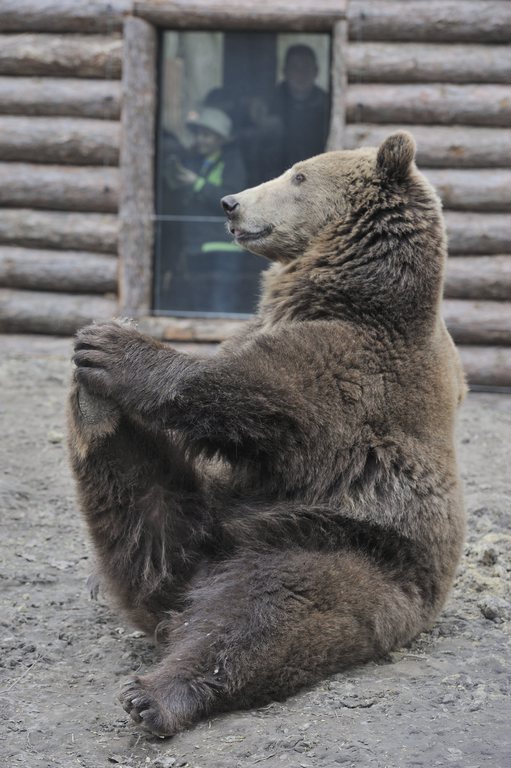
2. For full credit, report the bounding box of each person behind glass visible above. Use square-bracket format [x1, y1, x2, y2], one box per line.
[202, 87, 282, 187]
[163, 107, 252, 313]
[271, 44, 330, 170]
[169, 107, 246, 217]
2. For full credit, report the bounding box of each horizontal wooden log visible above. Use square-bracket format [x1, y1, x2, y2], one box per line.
[0, 288, 118, 334]
[348, 42, 511, 84]
[444, 300, 511, 345]
[344, 125, 511, 168]
[0, 247, 117, 293]
[0, 77, 121, 119]
[0, 1, 129, 32]
[138, 315, 248, 343]
[0, 115, 119, 165]
[0, 34, 122, 78]
[424, 169, 511, 212]
[0, 209, 118, 253]
[133, 0, 347, 30]
[444, 256, 511, 301]
[445, 212, 511, 255]
[348, 1, 511, 43]
[458, 346, 511, 389]
[347, 84, 511, 127]
[0, 163, 119, 212]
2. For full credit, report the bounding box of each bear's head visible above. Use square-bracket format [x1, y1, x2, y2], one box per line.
[222, 132, 446, 327]
[222, 132, 433, 261]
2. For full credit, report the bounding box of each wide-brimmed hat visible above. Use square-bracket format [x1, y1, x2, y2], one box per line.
[186, 107, 232, 141]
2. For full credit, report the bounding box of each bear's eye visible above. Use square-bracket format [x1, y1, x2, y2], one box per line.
[293, 173, 306, 185]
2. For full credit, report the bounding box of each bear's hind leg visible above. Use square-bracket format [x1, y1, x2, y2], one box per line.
[119, 548, 422, 736]
[67, 380, 212, 633]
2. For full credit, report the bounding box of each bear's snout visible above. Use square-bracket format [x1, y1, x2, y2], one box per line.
[221, 195, 240, 219]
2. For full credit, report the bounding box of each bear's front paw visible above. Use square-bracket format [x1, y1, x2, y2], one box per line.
[72, 320, 153, 405]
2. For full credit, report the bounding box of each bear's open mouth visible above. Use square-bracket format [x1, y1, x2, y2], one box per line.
[230, 225, 273, 243]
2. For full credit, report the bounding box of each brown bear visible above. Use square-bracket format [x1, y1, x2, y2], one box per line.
[67, 132, 466, 738]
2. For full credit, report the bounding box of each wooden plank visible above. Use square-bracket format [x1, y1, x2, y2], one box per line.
[344, 124, 511, 168]
[0, 1, 129, 32]
[348, 1, 511, 43]
[118, 17, 156, 316]
[445, 212, 511, 255]
[128, 311, 511, 363]
[424, 169, 511, 213]
[0, 34, 122, 78]
[458, 346, 511, 389]
[348, 42, 511, 84]
[0, 246, 117, 293]
[0, 77, 121, 119]
[0, 288, 117, 335]
[134, 0, 347, 30]
[0, 209, 118, 253]
[0, 115, 119, 165]
[444, 256, 511, 301]
[326, 20, 348, 150]
[0, 163, 119, 212]
[444, 300, 511, 345]
[138, 315, 247, 342]
[347, 84, 511, 127]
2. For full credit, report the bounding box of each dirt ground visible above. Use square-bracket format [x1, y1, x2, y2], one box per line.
[0, 334, 510, 768]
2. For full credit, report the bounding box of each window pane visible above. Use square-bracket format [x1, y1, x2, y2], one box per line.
[154, 29, 331, 316]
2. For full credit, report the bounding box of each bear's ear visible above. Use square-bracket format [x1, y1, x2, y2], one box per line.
[376, 131, 416, 181]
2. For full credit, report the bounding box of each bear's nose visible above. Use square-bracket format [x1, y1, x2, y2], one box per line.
[221, 195, 240, 218]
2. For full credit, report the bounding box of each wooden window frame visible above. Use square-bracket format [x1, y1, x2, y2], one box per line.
[119, 0, 348, 341]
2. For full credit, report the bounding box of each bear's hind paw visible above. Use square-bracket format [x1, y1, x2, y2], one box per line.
[119, 676, 203, 738]
[76, 384, 119, 426]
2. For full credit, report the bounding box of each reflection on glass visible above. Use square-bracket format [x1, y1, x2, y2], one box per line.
[154, 30, 331, 316]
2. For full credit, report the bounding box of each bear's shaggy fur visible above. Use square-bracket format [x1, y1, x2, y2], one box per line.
[67, 132, 466, 737]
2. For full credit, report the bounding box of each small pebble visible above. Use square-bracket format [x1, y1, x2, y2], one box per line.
[478, 595, 511, 622]
[47, 429, 64, 444]
[479, 548, 498, 566]
[151, 757, 176, 768]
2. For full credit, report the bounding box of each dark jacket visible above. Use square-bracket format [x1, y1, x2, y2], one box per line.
[270, 82, 330, 170]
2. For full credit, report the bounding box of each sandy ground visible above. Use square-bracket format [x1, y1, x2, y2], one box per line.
[0, 334, 510, 768]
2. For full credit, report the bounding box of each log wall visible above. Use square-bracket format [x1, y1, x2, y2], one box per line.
[0, 0, 510, 386]
[0, 5, 124, 333]
[346, 0, 511, 387]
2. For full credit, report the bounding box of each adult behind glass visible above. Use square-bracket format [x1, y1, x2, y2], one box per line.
[271, 44, 330, 171]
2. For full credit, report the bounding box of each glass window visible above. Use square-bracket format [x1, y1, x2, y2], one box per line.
[154, 30, 331, 317]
